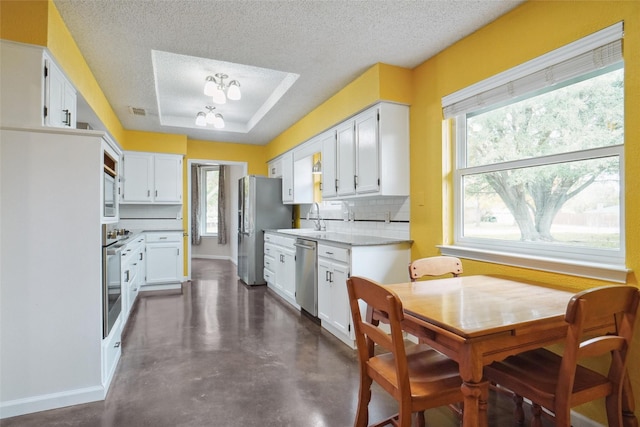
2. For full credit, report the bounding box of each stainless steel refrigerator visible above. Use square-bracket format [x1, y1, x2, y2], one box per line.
[237, 176, 293, 285]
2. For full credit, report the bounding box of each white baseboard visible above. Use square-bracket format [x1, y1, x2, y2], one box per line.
[0, 385, 104, 419]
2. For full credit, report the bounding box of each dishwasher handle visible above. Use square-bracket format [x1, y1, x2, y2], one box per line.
[294, 242, 316, 250]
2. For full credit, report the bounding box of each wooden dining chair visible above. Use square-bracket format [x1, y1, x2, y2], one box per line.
[347, 276, 464, 427]
[484, 285, 640, 427]
[408, 256, 462, 281]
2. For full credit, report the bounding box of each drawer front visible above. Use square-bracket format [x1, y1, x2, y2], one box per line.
[264, 233, 276, 244]
[263, 268, 274, 284]
[264, 242, 276, 257]
[264, 254, 275, 271]
[146, 232, 182, 243]
[318, 244, 349, 263]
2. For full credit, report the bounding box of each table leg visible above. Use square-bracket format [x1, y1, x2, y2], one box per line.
[461, 380, 489, 427]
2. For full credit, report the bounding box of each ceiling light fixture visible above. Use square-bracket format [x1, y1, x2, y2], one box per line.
[312, 159, 322, 174]
[195, 106, 225, 129]
[204, 73, 242, 104]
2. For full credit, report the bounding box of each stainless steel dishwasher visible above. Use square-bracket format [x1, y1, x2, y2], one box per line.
[294, 238, 318, 316]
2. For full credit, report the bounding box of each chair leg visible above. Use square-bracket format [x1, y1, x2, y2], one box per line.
[513, 393, 524, 424]
[415, 411, 425, 427]
[354, 375, 373, 427]
[530, 404, 543, 427]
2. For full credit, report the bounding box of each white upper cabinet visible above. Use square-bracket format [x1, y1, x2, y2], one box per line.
[45, 57, 77, 128]
[281, 151, 294, 203]
[320, 130, 337, 199]
[268, 158, 283, 178]
[335, 103, 409, 198]
[0, 41, 76, 129]
[121, 152, 183, 204]
[336, 121, 356, 197]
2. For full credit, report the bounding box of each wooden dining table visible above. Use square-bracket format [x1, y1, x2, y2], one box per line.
[372, 275, 638, 427]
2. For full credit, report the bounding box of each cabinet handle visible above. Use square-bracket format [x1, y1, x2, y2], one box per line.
[325, 271, 330, 282]
[271, 167, 275, 174]
[139, 253, 143, 260]
[288, 188, 292, 196]
[62, 109, 71, 126]
[155, 190, 158, 197]
[159, 237, 168, 240]
[329, 271, 334, 283]
[114, 341, 121, 348]
[354, 175, 358, 188]
[335, 179, 339, 191]
[325, 251, 334, 255]
[147, 190, 150, 197]
[177, 248, 180, 256]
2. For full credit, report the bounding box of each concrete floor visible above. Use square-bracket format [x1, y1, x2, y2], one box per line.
[3, 259, 550, 427]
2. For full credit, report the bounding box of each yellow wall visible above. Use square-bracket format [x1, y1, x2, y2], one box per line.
[265, 63, 412, 161]
[0, 1, 48, 46]
[410, 1, 640, 423]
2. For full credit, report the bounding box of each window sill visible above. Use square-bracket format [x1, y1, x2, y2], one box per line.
[438, 245, 629, 283]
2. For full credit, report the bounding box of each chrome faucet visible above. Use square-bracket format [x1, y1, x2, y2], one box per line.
[307, 202, 325, 231]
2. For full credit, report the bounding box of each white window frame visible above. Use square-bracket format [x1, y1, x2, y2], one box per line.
[200, 165, 219, 237]
[439, 23, 628, 283]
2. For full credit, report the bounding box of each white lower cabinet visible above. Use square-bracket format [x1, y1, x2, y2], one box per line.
[264, 233, 298, 308]
[145, 232, 183, 287]
[101, 315, 122, 388]
[318, 242, 411, 348]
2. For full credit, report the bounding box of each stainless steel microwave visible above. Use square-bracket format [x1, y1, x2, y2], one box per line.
[104, 171, 116, 217]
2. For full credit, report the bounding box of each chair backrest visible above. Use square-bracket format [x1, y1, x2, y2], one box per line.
[408, 256, 463, 281]
[347, 276, 411, 395]
[556, 285, 640, 402]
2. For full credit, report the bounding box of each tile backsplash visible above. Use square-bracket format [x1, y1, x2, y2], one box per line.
[299, 197, 410, 239]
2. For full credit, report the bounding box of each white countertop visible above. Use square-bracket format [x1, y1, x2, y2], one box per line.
[266, 229, 412, 247]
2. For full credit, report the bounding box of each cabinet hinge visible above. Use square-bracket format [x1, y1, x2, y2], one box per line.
[377, 111, 380, 121]
[43, 106, 48, 118]
[44, 65, 48, 78]
[348, 324, 351, 332]
[377, 178, 380, 186]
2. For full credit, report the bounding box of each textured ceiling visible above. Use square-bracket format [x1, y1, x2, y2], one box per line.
[53, 0, 524, 145]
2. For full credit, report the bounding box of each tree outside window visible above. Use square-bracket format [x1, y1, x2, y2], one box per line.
[456, 65, 624, 262]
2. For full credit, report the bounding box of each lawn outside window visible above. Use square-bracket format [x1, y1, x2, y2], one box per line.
[439, 23, 628, 282]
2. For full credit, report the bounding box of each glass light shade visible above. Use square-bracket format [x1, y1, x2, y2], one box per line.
[195, 112, 207, 126]
[212, 86, 226, 104]
[227, 80, 241, 100]
[205, 110, 215, 124]
[312, 159, 322, 174]
[204, 76, 216, 96]
[213, 113, 225, 129]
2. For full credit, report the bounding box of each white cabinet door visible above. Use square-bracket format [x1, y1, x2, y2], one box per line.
[354, 109, 379, 194]
[154, 155, 182, 202]
[146, 242, 182, 284]
[281, 151, 294, 203]
[320, 130, 337, 199]
[45, 59, 76, 128]
[330, 263, 351, 339]
[281, 248, 296, 302]
[122, 153, 153, 202]
[122, 152, 183, 204]
[336, 121, 356, 197]
[273, 246, 286, 294]
[268, 158, 282, 178]
[317, 259, 332, 324]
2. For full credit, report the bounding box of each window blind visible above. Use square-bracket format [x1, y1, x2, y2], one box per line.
[442, 22, 623, 119]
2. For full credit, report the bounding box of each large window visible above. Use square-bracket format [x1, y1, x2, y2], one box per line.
[442, 23, 626, 281]
[201, 166, 219, 236]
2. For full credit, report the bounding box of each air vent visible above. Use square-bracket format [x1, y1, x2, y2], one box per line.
[128, 106, 146, 116]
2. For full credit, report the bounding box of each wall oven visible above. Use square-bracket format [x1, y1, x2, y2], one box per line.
[102, 225, 122, 338]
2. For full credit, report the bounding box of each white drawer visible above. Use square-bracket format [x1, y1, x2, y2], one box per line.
[264, 242, 276, 257]
[263, 268, 274, 284]
[146, 232, 182, 243]
[318, 244, 349, 263]
[264, 254, 275, 271]
[264, 233, 276, 244]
